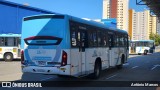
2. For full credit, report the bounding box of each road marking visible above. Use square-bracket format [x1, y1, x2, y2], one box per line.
[40, 77, 54, 81]
[123, 63, 129, 66]
[151, 65, 160, 70]
[132, 66, 139, 69]
[106, 74, 117, 80]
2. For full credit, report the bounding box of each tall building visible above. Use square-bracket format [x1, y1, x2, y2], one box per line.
[128, 9, 134, 40]
[157, 18, 160, 35]
[128, 9, 157, 40]
[103, 0, 110, 19]
[103, 0, 129, 32]
[110, 0, 117, 18]
[149, 15, 157, 35]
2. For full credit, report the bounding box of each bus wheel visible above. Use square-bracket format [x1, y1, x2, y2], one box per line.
[117, 55, 124, 69]
[116, 64, 122, 69]
[144, 50, 148, 55]
[91, 61, 101, 79]
[4, 53, 13, 61]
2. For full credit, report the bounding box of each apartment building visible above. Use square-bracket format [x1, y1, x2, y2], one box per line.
[103, 0, 129, 32]
[129, 9, 157, 40]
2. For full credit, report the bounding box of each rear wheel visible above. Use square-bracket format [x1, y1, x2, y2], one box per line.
[116, 64, 123, 69]
[144, 50, 148, 55]
[117, 55, 125, 69]
[4, 53, 13, 61]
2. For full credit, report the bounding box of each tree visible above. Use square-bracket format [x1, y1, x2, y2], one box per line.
[149, 33, 160, 46]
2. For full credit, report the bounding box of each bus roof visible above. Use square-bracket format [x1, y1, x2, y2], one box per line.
[23, 14, 128, 34]
[0, 34, 21, 37]
[68, 15, 128, 34]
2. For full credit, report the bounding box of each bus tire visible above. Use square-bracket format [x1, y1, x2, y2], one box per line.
[4, 53, 13, 61]
[91, 60, 101, 79]
[117, 55, 125, 69]
[116, 64, 122, 69]
[144, 50, 148, 55]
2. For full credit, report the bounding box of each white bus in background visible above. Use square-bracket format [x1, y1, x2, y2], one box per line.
[129, 40, 155, 55]
[0, 34, 21, 61]
[21, 14, 129, 79]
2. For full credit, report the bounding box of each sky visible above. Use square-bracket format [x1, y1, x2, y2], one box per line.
[6, 0, 147, 19]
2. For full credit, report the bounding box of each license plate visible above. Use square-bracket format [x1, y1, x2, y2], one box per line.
[37, 69, 45, 72]
[37, 61, 46, 66]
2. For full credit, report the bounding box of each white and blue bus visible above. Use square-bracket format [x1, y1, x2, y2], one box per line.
[129, 40, 155, 55]
[0, 34, 21, 61]
[21, 14, 129, 78]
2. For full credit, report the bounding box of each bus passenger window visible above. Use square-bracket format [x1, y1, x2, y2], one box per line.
[89, 31, 97, 47]
[81, 32, 86, 47]
[103, 36, 107, 46]
[109, 35, 113, 47]
[97, 32, 102, 47]
[5, 37, 14, 46]
[114, 35, 119, 47]
[71, 31, 77, 47]
[0, 38, 4, 46]
[144, 42, 147, 46]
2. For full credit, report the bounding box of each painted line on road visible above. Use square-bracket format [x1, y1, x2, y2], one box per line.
[106, 74, 117, 80]
[131, 66, 139, 69]
[151, 65, 160, 70]
[123, 63, 129, 66]
[40, 77, 54, 81]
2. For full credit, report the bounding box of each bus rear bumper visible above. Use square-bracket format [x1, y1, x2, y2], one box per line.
[22, 65, 70, 75]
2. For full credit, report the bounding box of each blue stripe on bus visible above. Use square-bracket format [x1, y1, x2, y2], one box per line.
[138, 47, 142, 53]
[52, 45, 61, 62]
[24, 49, 31, 62]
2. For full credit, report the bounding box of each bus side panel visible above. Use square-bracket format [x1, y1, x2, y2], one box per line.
[85, 48, 110, 74]
[109, 47, 127, 66]
[70, 49, 81, 76]
[85, 48, 98, 74]
[109, 48, 118, 66]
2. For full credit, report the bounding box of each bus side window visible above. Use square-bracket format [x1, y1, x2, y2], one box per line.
[115, 33, 119, 47]
[88, 30, 97, 47]
[71, 31, 77, 47]
[101, 31, 108, 47]
[81, 31, 88, 48]
[122, 35, 126, 47]
[119, 35, 123, 47]
[108, 33, 114, 48]
[104, 32, 108, 47]
[97, 31, 102, 47]
[0, 37, 4, 46]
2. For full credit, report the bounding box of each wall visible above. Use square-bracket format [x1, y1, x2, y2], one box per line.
[0, 1, 54, 34]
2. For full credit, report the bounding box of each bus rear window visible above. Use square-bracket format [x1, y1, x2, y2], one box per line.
[24, 36, 62, 45]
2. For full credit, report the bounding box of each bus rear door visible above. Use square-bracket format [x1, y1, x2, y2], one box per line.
[77, 30, 87, 75]
[70, 29, 87, 76]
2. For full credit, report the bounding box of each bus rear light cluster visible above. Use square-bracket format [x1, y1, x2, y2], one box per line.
[21, 50, 25, 64]
[61, 51, 67, 66]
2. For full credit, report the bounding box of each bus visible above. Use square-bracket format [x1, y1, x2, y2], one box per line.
[0, 34, 21, 61]
[129, 40, 155, 55]
[21, 14, 129, 78]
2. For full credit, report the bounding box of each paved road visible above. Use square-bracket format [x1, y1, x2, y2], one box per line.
[0, 52, 160, 90]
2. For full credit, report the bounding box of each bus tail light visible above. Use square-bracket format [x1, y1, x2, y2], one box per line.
[21, 50, 24, 64]
[61, 51, 67, 66]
